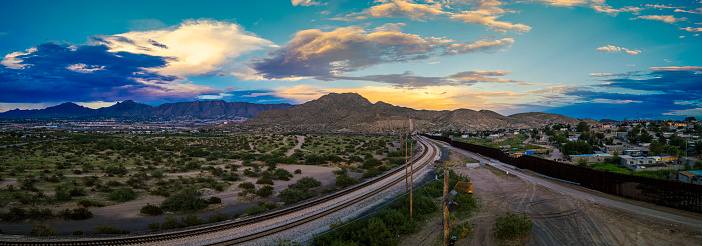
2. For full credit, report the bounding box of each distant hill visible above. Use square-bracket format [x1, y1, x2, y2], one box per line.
[238, 92, 583, 133]
[0, 100, 293, 119]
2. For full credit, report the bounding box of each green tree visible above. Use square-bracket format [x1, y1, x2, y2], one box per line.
[576, 122, 590, 133]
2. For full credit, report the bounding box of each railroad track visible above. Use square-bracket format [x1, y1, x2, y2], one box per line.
[1, 136, 438, 246]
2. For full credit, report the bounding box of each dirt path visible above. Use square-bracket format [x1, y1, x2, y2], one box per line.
[285, 135, 305, 157]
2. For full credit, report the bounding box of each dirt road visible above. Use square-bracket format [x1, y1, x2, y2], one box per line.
[417, 141, 702, 245]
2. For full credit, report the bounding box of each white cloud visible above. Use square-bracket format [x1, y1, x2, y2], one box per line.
[92, 19, 276, 77]
[292, 0, 321, 6]
[589, 73, 614, 77]
[66, 64, 105, 73]
[681, 27, 702, 32]
[631, 15, 687, 23]
[674, 8, 702, 14]
[595, 45, 641, 55]
[1, 47, 37, 69]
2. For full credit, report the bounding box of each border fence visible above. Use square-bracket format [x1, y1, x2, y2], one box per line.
[422, 134, 702, 213]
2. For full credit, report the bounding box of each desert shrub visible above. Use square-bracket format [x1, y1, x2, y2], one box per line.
[361, 168, 382, 179]
[255, 186, 274, 198]
[160, 188, 208, 212]
[77, 199, 104, 208]
[208, 196, 222, 204]
[361, 158, 381, 169]
[105, 165, 128, 175]
[294, 169, 302, 174]
[140, 204, 163, 216]
[30, 225, 58, 236]
[27, 208, 53, 220]
[335, 174, 357, 188]
[160, 217, 183, 230]
[493, 212, 532, 240]
[148, 222, 161, 231]
[73, 230, 84, 235]
[245, 202, 277, 215]
[238, 182, 256, 191]
[94, 225, 130, 234]
[290, 177, 322, 190]
[54, 188, 72, 201]
[59, 207, 93, 220]
[256, 177, 274, 185]
[109, 188, 137, 202]
[2, 207, 27, 222]
[181, 214, 206, 226]
[208, 212, 229, 223]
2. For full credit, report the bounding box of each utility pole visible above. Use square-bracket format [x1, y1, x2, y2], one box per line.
[409, 119, 414, 218]
[400, 130, 409, 193]
[443, 169, 449, 246]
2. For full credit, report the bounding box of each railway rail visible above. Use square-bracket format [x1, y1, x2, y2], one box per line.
[1, 136, 438, 246]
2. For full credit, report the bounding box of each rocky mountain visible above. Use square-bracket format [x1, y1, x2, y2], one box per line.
[239, 92, 583, 133]
[0, 100, 293, 119]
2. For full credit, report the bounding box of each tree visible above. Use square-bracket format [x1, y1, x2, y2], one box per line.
[160, 188, 209, 212]
[335, 174, 357, 188]
[649, 141, 664, 156]
[576, 122, 590, 133]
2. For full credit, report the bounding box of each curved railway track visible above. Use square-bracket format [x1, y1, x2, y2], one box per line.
[1, 136, 438, 246]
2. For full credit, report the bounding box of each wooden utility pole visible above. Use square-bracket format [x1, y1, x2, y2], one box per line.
[409, 137, 414, 218]
[402, 132, 408, 193]
[443, 169, 450, 246]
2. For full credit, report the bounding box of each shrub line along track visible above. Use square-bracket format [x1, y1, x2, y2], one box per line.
[1, 136, 438, 246]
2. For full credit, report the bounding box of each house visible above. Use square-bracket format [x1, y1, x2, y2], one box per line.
[604, 145, 624, 155]
[678, 171, 702, 185]
[569, 153, 612, 163]
[623, 149, 648, 157]
[621, 155, 683, 171]
[567, 134, 580, 142]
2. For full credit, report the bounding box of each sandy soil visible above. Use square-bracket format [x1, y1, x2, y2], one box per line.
[0, 164, 341, 235]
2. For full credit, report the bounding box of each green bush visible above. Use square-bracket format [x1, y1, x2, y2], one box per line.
[493, 212, 532, 240]
[77, 199, 104, 208]
[256, 177, 274, 185]
[294, 169, 302, 174]
[256, 186, 274, 198]
[94, 224, 130, 235]
[59, 207, 93, 220]
[361, 168, 382, 179]
[181, 214, 206, 226]
[335, 174, 357, 188]
[27, 208, 53, 220]
[30, 225, 58, 236]
[208, 196, 222, 204]
[238, 182, 255, 191]
[245, 202, 277, 216]
[73, 230, 84, 235]
[109, 188, 137, 202]
[160, 188, 209, 212]
[140, 204, 163, 216]
[361, 158, 381, 169]
[160, 217, 183, 230]
[54, 188, 72, 201]
[208, 211, 229, 223]
[148, 222, 161, 231]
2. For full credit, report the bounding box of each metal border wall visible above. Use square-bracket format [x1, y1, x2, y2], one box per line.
[422, 134, 702, 213]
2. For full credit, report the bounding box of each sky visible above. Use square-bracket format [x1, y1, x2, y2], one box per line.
[0, 0, 701, 120]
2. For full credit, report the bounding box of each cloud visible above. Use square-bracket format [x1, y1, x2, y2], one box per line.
[332, 0, 446, 21]
[649, 66, 702, 71]
[249, 25, 514, 80]
[645, 4, 681, 10]
[589, 73, 615, 77]
[595, 45, 641, 55]
[681, 27, 702, 32]
[631, 15, 687, 23]
[91, 19, 276, 77]
[128, 19, 167, 31]
[329, 70, 524, 87]
[292, 0, 322, 6]
[674, 8, 702, 14]
[332, 0, 531, 33]
[538, 0, 642, 15]
[0, 43, 221, 103]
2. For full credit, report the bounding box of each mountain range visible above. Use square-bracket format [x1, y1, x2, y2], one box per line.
[236, 92, 585, 132]
[0, 100, 293, 119]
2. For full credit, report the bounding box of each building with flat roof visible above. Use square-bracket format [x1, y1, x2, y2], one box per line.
[569, 153, 612, 163]
[679, 171, 702, 185]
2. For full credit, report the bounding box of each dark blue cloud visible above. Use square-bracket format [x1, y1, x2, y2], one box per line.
[543, 69, 702, 120]
[201, 90, 296, 104]
[0, 42, 214, 103]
